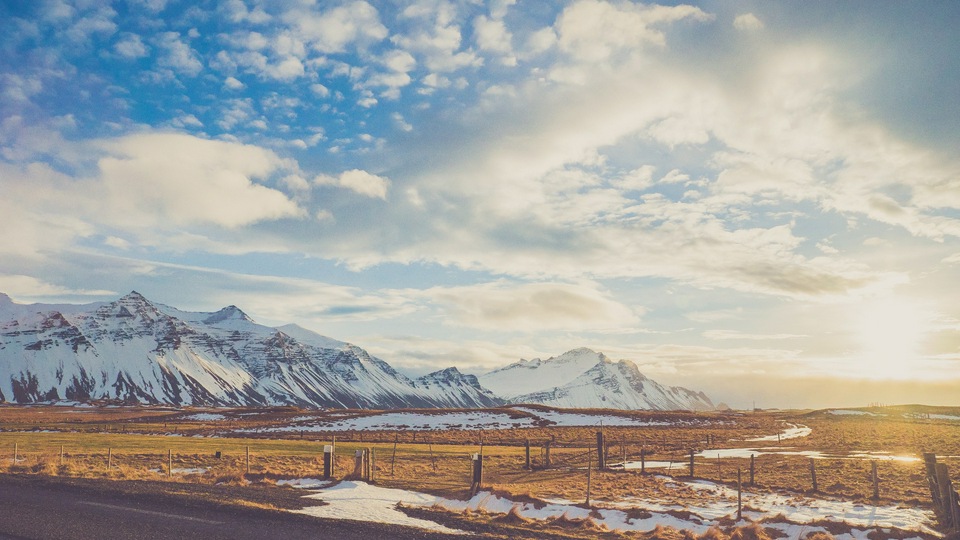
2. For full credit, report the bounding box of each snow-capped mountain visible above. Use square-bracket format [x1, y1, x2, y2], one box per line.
[479, 348, 714, 411]
[414, 367, 503, 408]
[0, 292, 501, 409]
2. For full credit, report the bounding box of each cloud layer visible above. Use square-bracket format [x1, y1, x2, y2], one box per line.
[2, 1, 959, 407]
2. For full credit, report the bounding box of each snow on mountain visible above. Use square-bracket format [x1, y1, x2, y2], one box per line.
[0, 292, 497, 409]
[414, 367, 504, 408]
[478, 348, 603, 400]
[480, 348, 714, 411]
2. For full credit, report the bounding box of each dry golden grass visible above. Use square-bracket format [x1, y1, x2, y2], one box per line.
[1, 403, 956, 529]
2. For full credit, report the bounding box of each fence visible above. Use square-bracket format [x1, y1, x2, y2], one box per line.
[0, 430, 951, 512]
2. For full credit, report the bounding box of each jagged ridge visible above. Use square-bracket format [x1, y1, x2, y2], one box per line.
[0, 291, 501, 409]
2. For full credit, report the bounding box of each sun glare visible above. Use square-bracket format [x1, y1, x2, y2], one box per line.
[854, 296, 929, 380]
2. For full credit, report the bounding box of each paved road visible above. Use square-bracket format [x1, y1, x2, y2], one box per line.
[0, 476, 469, 540]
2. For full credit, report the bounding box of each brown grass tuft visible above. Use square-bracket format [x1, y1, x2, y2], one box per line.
[494, 504, 530, 525]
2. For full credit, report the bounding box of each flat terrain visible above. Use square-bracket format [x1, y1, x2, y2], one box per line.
[1, 403, 958, 539]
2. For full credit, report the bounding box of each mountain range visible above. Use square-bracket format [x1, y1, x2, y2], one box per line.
[0, 292, 712, 411]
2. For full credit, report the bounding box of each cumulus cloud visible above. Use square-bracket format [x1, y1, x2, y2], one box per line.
[284, 1, 387, 54]
[88, 133, 304, 228]
[1, 132, 304, 237]
[114, 32, 149, 59]
[426, 281, 642, 332]
[733, 13, 764, 31]
[156, 32, 203, 76]
[315, 169, 391, 199]
[555, 0, 711, 61]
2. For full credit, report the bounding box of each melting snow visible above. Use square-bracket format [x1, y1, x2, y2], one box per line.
[182, 413, 227, 421]
[292, 479, 936, 537]
[276, 478, 332, 489]
[258, 411, 537, 432]
[745, 423, 812, 442]
[294, 481, 464, 534]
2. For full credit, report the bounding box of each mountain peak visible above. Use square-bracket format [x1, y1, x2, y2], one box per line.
[203, 305, 253, 325]
[122, 290, 147, 301]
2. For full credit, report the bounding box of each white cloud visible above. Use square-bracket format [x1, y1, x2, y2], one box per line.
[284, 1, 388, 54]
[393, 3, 482, 73]
[733, 13, 764, 31]
[91, 133, 304, 228]
[156, 32, 203, 77]
[114, 33, 149, 59]
[224, 76, 245, 90]
[310, 83, 330, 97]
[555, 0, 711, 62]
[703, 329, 805, 341]
[0, 275, 115, 301]
[316, 169, 391, 199]
[474, 15, 515, 65]
[426, 280, 642, 332]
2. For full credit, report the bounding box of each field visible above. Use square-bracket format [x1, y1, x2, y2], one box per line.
[1, 403, 959, 539]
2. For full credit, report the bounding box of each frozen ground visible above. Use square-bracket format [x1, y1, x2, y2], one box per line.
[292, 479, 937, 539]
[248, 408, 721, 434]
[746, 423, 812, 442]
[293, 480, 466, 534]
[255, 411, 538, 432]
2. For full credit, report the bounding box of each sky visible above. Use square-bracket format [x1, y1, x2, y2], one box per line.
[2, 0, 959, 409]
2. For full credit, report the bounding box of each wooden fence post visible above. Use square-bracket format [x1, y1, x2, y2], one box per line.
[544, 441, 551, 469]
[168, 449, 172, 477]
[370, 448, 376, 483]
[332, 436, 336, 476]
[737, 468, 742, 521]
[391, 434, 398, 477]
[246, 446, 250, 475]
[810, 459, 818, 492]
[596, 431, 606, 470]
[470, 453, 484, 496]
[525, 439, 531, 470]
[716, 453, 722, 482]
[429, 441, 437, 471]
[13, 443, 17, 463]
[935, 463, 956, 531]
[640, 448, 646, 474]
[689, 449, 695, 478]
[586, 444, 592, 506]
[621, 435, 626, 467]
[107, 448, 112, 470]
[323, 445, 333, 479]
[59, 445, 64, 466]
[750, 454, 755, 486]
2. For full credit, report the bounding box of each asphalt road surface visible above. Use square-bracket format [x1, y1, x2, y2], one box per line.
[0, 476, 471, 540]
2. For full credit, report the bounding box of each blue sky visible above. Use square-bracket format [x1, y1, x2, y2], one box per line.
[2, 0, 959, 408]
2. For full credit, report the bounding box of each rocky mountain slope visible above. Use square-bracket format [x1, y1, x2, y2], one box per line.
[0, 292, 501, 408]
[0, 293, 712, 410]
[479, 348, 714, 411]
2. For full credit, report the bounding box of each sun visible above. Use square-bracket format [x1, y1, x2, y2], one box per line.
[853, 296, 929, 380]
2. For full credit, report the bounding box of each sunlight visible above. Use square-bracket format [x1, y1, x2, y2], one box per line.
[854, 296, 929, 380]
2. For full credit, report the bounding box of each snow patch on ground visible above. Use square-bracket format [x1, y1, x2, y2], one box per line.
[250, 408, 722, 434]
[292, 478, 936, 537]
[513, 407, 711, 427]
[276, 478, 332, 489]
[258, 411, 537, 432]
[746, 423, 811, 442]
[181, 413, 227, 421]
[829, 410, 878, 416]
[294, 481, 465, 534]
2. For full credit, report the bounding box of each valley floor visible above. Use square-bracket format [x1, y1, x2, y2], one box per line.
[1, 404, 958, 539]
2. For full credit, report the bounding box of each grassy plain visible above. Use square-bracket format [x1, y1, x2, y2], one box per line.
[1, 404, 957, 539]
